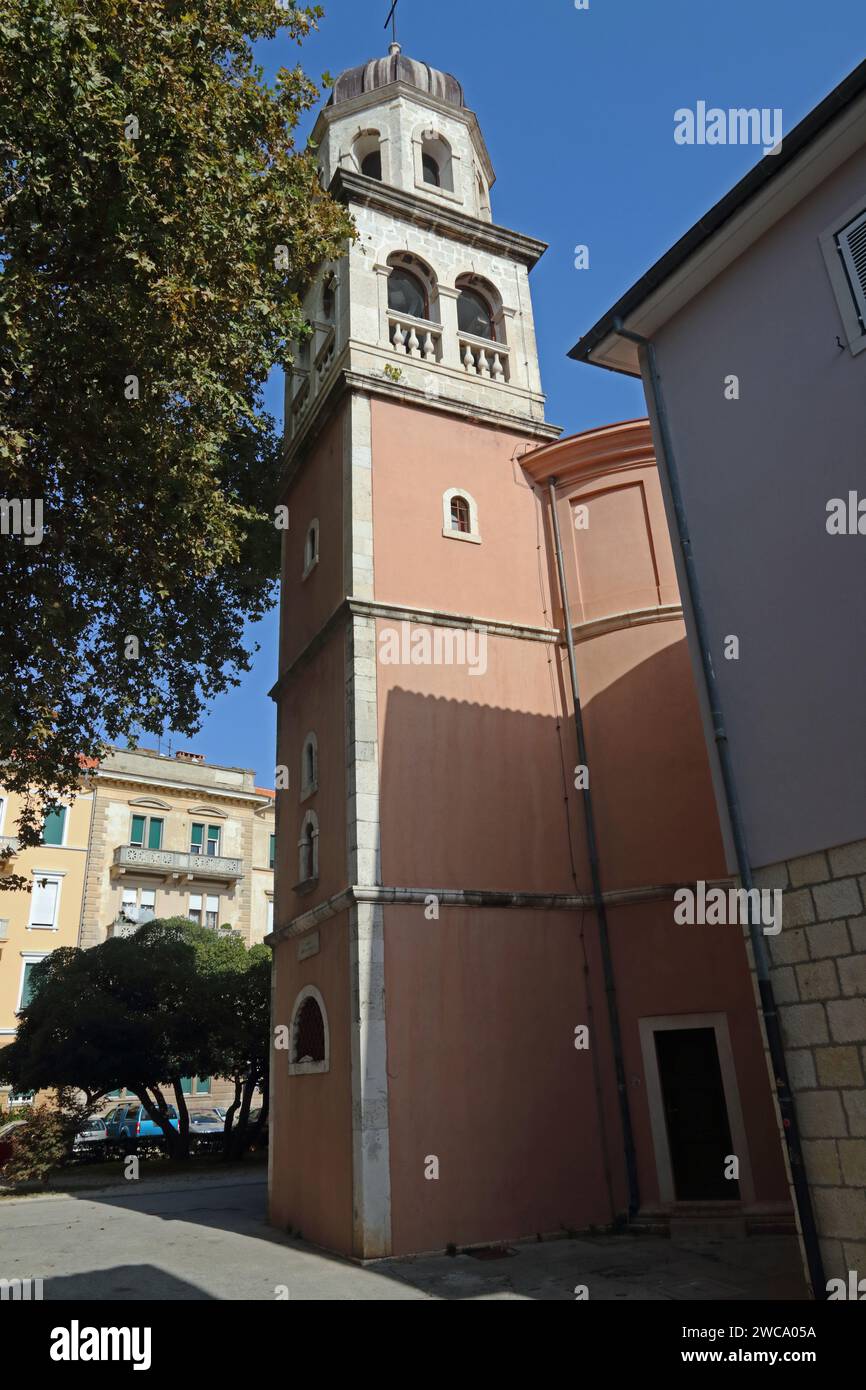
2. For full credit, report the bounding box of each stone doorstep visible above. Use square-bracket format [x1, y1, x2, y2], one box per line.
[634, 1203, 795, 1241]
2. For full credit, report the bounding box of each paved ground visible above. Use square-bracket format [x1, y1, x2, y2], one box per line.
[0, 1176, 808, 1301]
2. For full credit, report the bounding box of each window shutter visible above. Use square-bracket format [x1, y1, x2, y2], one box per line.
[206, 895, 219, 915]
[30, 877, 58, 927]
[837, 209, 866, 327]
[20, 962, 36, 1008]
[130, 815, 146, 846]
[189, 893, 202, 912]
[190, 823, 203, 852]
[147, 818, 163, 850]
[41, 808, 66, 846]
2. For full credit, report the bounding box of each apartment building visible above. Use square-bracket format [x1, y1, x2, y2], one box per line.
[0, 747, 275, 1112]
[0, 785, 92, 1101]
[79, 747, 275, 950]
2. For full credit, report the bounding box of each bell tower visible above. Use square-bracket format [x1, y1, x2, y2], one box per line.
[268, 40, 559, 1260]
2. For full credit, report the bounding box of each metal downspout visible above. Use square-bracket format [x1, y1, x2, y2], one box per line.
[613, 319, 826, 1298]
[547, 476, 641, 1221]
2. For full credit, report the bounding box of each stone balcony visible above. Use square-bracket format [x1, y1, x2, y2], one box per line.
[111, 844, 243, 884]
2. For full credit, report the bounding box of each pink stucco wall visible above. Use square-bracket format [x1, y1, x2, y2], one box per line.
[269, 913, 354, 1253]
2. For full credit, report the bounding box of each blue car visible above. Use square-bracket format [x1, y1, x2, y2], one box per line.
[103, 1102, 179, 1151]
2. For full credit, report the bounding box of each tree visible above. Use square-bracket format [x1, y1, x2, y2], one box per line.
[0, 1, 353, 867]
[0, 916, 272, 1162]
[0, 924, 208, 1158]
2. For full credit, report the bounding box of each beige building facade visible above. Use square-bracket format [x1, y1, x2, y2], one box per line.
[0, 786, 92, 1101]
[1, 747, 274, 1113]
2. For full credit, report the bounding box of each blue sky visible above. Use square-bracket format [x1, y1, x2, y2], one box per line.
[157, 0, 865, 783]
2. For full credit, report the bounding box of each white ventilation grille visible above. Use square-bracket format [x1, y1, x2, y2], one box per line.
[837, 209, 866, 328]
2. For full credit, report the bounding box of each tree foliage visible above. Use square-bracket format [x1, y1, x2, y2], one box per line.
[0, 917, 272, 1162]
[0, 1, 352, 859]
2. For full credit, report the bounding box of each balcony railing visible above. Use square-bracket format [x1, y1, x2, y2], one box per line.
[112, 844, 243, 883]
[458, 332, 510, 382]
[387, 312, 443, 363]
[0, 836, 20, 857]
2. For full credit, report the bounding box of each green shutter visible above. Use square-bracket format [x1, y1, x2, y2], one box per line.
[130, 815, 146, 846]
[20, 963, 36, 1008]
[269, 834, 275, 869]
[207, 825, 220, 854]
[147, 818, 163, 850]
[195, 1077, 211, 1095]
[190, 823, 203, 852]
[180, 1077, 193, 1095]
[41, 808, 66, 846]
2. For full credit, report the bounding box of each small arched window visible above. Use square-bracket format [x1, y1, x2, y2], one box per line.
[361, 150, 382, 180]
[303, 519, 319, 578]
[288, 986, 329, 1075]
[298, 811, 319, 885]
[442, 488, 481, 544]
[457, 287, 495, 340]
[301, 732, 318, 800]
[387, 267, 428, 321]
[422, 152, 441, 187]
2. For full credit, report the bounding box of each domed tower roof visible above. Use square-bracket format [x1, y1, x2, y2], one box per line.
[328, 42, 465, 110]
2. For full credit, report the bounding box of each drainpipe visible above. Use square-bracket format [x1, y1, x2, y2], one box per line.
[612, 320, 826, 1299]
[547, 476, 641, 1221]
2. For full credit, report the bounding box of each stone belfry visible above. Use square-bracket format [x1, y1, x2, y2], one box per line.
[268, 38, 558, 1260]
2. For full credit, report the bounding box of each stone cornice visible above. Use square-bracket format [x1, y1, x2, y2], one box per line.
[330, 168, 548, 268]
[521, 418, 656, 488]
[281, 363, 560, 489]
[269, 597, 561, 701]
[93, 769, 273, 810]
[265, 879, 737, 945]
[572, 604, 683, 644]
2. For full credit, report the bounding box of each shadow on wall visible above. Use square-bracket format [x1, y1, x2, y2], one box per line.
[377, 631, 726, 895]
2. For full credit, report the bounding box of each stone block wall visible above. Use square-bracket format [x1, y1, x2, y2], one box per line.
[750, 838, 866, 1285]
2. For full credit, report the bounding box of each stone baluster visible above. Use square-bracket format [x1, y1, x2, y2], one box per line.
[491, 352, 505, 382]
[478, 347, 491, 379]
[463, 341, 476, 374]
[392, 321, 406, 354]
[423, 331, 436, 362]
[407, 326, 420, 358]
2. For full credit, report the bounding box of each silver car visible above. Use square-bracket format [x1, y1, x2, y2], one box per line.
[72, 1117, 108, 1158]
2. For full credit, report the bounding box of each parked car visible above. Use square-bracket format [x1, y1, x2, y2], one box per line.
[72, 1117, 108, 1160]
[0, 1120, 26, 1169]
[188, 1109, 227, 1152]
[104, 1102, 179, 1152]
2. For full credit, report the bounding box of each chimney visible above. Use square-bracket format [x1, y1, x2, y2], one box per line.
[175, 750, 205, 765]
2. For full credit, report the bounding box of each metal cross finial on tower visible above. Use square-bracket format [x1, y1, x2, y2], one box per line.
[384, 0, 399, 49]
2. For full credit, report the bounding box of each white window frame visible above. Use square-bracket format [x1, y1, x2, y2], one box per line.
[442, 487, 481, 544]
[288, 985, 330, 1076]
[27, 871, 64, 930]
[17, 952, 49, 1012]
[819, 197, 866, 356]
[302, 519, 319, 579]
[638, 1012, 755, 1207]
[120, 887, 156, 925]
